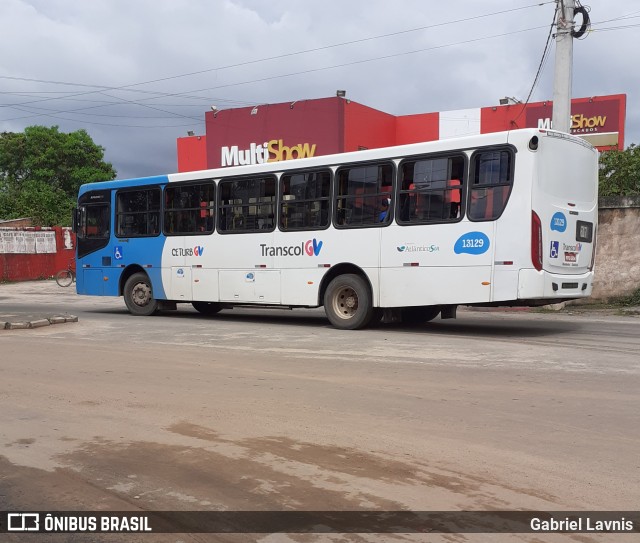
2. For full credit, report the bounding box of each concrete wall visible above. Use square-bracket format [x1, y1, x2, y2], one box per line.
[591, 195, 640, 300]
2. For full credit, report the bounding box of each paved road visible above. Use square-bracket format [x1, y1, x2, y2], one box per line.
[1, 281, 639, 542]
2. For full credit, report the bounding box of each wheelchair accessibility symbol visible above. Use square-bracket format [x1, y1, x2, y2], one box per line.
[114, 246, 123, 260]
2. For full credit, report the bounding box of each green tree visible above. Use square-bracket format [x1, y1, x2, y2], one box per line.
[598, 144, 640, 197]
[0, 126, 116, 226]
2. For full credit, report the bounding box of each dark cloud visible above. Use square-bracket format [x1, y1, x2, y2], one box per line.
[1, 0, 638, 180]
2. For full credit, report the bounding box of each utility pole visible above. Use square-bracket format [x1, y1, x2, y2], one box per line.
[552, 0, 575, 133]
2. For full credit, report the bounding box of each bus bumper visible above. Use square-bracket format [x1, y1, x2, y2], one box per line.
[518, 269, 595, 300]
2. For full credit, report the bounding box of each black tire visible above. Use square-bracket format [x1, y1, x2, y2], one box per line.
[123, 272, 158, 316]
[192, 301, 222, 315]
[324, 274, 374, 330]
[402, 305, 440, 324]
[55, 270, 74, 287]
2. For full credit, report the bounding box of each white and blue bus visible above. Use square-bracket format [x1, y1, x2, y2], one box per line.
[73, 128, 598, 329]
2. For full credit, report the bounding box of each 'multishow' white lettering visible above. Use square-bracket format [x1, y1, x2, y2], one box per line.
[221, 143, 269, 167]
[537, 115, 608, 133]
[221, 139, 317, 167]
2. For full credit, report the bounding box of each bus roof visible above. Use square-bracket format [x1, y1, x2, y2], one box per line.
[78, 128, 591, 196]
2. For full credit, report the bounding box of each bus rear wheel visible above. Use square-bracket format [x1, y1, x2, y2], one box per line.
[192, 301, 222, 315]
[124, 272, 158, 316]
[324, 274, 374, 330]
[402, 305, 440, 324]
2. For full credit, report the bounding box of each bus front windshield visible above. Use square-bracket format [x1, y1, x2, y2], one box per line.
[78, 204, 110, 239]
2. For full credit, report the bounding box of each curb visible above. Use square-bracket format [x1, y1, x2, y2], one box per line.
[2, 315, 79, 330]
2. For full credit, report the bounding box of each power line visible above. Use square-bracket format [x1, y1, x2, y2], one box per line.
[589, 23, 640, 32]
[1, 24, 552, 127]
[0, 91, 252, 109]
[511, 5, 558, 125]
[1, 1, 554, 110]
[10, 103, 206, 119]
[1, 1, 634, 129]
[6, 105, 200, 129]
[508, 6, 639, 127]
[160, 26, 551, 96]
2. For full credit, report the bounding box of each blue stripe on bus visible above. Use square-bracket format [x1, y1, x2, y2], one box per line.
[77, 175, 170, 299]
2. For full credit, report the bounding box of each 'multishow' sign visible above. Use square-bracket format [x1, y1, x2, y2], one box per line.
[221, 139, 317, 167]
[525, 99, 621, 136]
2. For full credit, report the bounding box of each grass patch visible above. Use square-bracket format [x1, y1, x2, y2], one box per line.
[617, 287, 640, 307]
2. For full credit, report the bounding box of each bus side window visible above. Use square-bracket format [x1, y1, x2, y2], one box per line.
[278, 170, 330, 231]
[379, 185, 392, 223]
[469, 150, 512, 221]
[116, 188, 161, 237]
[164, 182, 215, 235]
[470, 186, 510, 220]
[398, 156, 464, 224]
[445, 179, 461, 218]
[335, 163, 393, 228]
[218, 176, 275, 233]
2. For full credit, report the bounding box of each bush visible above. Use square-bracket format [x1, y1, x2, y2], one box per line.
[599, 144, 640, 197]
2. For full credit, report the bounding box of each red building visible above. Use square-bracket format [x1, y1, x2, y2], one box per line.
[177, 94, 626, 172]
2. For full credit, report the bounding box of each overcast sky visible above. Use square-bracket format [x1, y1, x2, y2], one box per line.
[2, 0, 639, 180]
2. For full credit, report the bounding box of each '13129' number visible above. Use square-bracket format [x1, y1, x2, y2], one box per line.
[462, 238, 484, 248]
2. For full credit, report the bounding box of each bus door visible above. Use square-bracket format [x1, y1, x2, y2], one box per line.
[163, 182, 217, 302]
[213, 177, 280, 304]
[75, 189, 113, 296]
[160, 237, 191, 302]
[191, 249, 219, 303]
[217, 233, 280, 304]
[164, 237, 192, 302]
[469, 148, 516, 302]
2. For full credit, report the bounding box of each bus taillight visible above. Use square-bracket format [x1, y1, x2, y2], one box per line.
[589, 229, 597, 271]
[531, 211, 543, 271]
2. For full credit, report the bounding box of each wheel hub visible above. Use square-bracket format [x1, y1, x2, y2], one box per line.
[132, 283, 151, 306]
[335, 287, 358, 318]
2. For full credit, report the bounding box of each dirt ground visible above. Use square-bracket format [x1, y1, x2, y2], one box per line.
[1, 281, 639, 542]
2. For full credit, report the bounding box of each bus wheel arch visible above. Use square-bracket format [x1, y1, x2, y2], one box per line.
[123, 270, 159, 316]
[320, 265, 375, 330]
[119, 265, 147, 297]
[318, 263, 372, 306]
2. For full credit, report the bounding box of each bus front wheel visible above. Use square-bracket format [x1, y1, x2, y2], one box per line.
[324, 274, 374, 330]
[124, 272, 158, 316]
